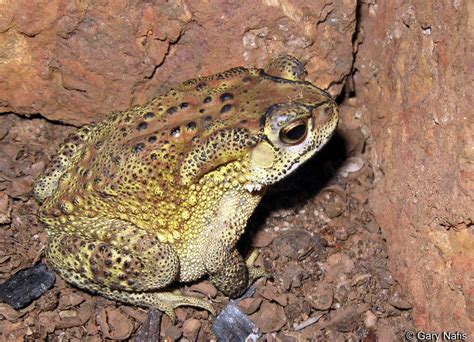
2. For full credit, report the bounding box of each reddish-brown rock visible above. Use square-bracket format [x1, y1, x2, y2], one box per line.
[355, 0, 473, 332]
[0, 0, 356, 125]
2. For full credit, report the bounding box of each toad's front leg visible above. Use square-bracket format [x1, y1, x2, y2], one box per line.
[204, 190, 264, 297]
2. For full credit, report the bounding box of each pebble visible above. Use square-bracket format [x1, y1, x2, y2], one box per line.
[307, 283, 334, 310]
[363, 310, 377, 328]
[272, 230, 316, 261]
[238, 297, 263, 315]
[251, 302, 287, 333]
[0, 264, 55, 309]
[338, 157, 365, 177]
[183, 318, 201, 341]
[0, 192, 11, 224]
[212, 302, 258, 342]
[97, 307, 133, 340]
[58, 290, 85, 309]
[281, 265, 305, 291]
[135, 309, 161, 342]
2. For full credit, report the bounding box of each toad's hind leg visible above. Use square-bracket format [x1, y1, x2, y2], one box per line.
[46, 219, 214, 322]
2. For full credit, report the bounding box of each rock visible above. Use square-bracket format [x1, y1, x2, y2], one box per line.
[238, 297, 263, 315]
[322, 304, 370, 332]
[338, 157, 365, 177]
[58, 290, 85, 309]
[281, 265, 305, 291]
[377, 323, 397, 342]
[0, 303, 28, 321]
[135, 309, 161, 342]
[272, 230, 317, 261]
[0, 1, 355, 125]
[163, 323, 182, 340]
[307, 283, 334, 311]
[323, 253, 355, 283]
[0, 264, 55, 309]
[212, 302, 259, 342]
[183, 318, 201, 341]
[97, 307, 133, 340]
[250, 302, 287, 333]
[363, 310, 377, 329]
[357, 0, 473, 331]
[318, 185, 347, 218]
[0, 192, 11, 224]
[8, 176, 34, 199]
[258, 286, 287, 307]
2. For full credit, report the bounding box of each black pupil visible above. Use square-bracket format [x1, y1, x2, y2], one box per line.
[284, 123, 306, 141]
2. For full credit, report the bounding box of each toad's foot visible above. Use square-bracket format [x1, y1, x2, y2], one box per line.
[95, 287, 216, 324]
[246, 250, 269, 284]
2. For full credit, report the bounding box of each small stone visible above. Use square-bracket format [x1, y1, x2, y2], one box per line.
[251, 302, 287, 333]
[323, 304, 370, 332]
[0, 264, 55, 309]
[258, 286, 287, 306]
[281, 265, 305, 291]
[272, 230, 318, 261]
[136, 309, 161, 342]
[175, 307, 187, 322]
[323, 253, 355, 283]
[237, 297, 262, 315]
[8, 176, 34, 199]
[307, 283, 334, 310]
[98, 307, 134, 340]
[212, 303, 259, 342]
[164, 323, 183, 340]
[363, 310, 377, 328]
[0, 192, 11, 224]
[338, 157, 365, 177]
[58, 290, 85, 309]
[183, 318, 201, 341]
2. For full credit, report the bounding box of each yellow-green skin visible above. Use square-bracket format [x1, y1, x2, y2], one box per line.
[33, 56, 339, 321]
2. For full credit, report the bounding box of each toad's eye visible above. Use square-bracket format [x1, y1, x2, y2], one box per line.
[279, 120, 308, 145]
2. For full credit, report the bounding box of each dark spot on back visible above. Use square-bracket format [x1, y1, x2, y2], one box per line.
[242, 76, 251, 83]
[203, 96, 212, 103]
[199, 108, 206, 113]
[137, 122, 148, 131]
[220, 93, 234, 102]
[148, 135, 157, 143]
[144, 112, 155, 119]
[170, 127, 181, 138]
[167, 107, 177, 115]
[196, 83, 206, 91]
[220, 104, 232, 114]
[134, 143, 146, 153]
[180, 102, 189, 109]
[186, 122, 197, 131]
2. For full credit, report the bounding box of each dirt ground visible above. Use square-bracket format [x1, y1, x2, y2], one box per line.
[0, 110, 415, 340]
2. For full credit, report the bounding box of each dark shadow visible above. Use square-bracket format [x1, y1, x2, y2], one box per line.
[238, 130, 349, 254]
